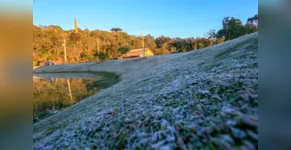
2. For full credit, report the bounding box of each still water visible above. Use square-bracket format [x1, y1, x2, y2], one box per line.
[33, 72, 119, 123]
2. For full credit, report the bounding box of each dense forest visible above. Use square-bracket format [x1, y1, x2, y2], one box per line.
[33, 15, 258, 66]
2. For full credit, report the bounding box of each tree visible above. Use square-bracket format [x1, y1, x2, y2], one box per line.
[144, 35, 157, 50]
[244, 24, 258, 34]
[216, 17, 245, 41]
[70, 32, 81, 41]
[155, 36, 172, 48]
[170, 38, 185, 52]
[118, 46, 130, 55]
[155, 36, 172, 54]
[110, 28, 122, 32]
[246, 14, 258, 27]
[216, 15, 258, 41]
[94, 51, 109, 61]
[244, 14, 258, 34]
[198, 43, 205, 49]
[206, 29, 217, 39]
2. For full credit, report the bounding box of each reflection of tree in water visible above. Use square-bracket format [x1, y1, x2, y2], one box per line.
[33, 78, 100, 122]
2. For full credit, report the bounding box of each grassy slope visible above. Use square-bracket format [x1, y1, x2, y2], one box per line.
[33, 32, 258, 149]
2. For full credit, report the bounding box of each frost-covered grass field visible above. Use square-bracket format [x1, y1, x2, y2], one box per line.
[33, 32, 258, 149]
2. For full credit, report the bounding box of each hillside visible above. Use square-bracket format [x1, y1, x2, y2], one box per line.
[33, 32, 258, 149]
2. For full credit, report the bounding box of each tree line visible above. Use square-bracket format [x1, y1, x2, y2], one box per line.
[33, 14, 258, 66]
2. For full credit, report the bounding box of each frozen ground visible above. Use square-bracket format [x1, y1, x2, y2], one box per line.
[33, 32, 258, 149]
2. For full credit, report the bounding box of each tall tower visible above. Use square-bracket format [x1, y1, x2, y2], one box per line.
[74, 19, 78, 33]
[142, 28, 145, 57]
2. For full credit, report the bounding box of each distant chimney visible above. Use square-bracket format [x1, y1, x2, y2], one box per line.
[74, 19, 78, 33]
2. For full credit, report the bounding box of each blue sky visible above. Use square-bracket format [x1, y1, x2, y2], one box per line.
[33, 0, 258, 38]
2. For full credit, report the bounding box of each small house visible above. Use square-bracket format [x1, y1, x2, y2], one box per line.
[121, 48, 154, 59]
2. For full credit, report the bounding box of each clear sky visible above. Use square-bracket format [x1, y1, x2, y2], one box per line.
[33, 0, 258, 38]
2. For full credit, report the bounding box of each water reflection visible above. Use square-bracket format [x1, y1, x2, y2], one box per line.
[33, 72, 118, 123]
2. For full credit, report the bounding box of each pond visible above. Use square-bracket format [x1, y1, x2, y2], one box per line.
[33, 72, 119, 123]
